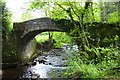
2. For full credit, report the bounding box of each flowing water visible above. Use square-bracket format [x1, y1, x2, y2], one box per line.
[2, 45, 78, 79]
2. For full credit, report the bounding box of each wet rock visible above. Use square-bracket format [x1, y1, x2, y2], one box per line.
[28, 71, 33, 75]
[43, 54, 48, 57]
[31, 73, 40, 79]
[25, 62, 37, 66]
[48, 63, 52, 65]
[38, 59, 47, 64]
[31, 62, 37, 66]
[57, 70, 60, 72]
[0, 70, 2, 76]
[35, 56, 49, 64]
[36, 56, 47, 61]
[53, 64, 67, 67]
[62, 58, 66, 60]
[55, 54, 61, 56]
[25, 62, 36, 66]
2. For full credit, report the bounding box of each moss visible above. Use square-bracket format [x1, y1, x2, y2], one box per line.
[29, 53, 39, 62]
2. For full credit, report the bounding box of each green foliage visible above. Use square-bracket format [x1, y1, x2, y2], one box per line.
[1, 1, 12, 43]
[50, 7, 68, 19]
[2, 1, 12, 32]
[35, 32, 72, 48]
[29, 0, 46, 10]
[52, 32, 72, 48]
[2, 31, 17, 57]
[86, 47, 102, 63]
[20, 11, 34, 22]
[107, 11, 119, 23]
[1, 1, 17, 62]
[35, 32, 49, 44]
[92, 3, 101, 22]
[63, 47, 119, 78]
[86, 47, 119, 63]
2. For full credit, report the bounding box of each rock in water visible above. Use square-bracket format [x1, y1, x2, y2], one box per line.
[31, 73, 40, 79]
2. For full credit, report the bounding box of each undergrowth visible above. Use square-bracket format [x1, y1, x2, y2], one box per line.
[62, 47, 120, 78]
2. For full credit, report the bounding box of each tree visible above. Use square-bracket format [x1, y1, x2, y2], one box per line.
[29, 0, 91, 50]
[20, 10, 34, 21]
[1, 1, 18, 63]
[1, 1, 12, 45]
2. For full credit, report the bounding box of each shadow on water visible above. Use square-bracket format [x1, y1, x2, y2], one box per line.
[2, 66, 28, 79]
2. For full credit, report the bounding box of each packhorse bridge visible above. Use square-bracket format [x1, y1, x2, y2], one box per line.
[13, 17, 73, 61]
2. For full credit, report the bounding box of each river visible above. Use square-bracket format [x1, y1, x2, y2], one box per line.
[2, 45, 78, 79]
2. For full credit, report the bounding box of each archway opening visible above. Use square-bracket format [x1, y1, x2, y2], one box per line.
[35, 31, 72, 50]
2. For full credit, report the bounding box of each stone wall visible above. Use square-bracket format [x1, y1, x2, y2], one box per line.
[21, 39, 36, 63]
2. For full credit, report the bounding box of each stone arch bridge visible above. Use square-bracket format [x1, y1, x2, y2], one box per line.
[13, 17, 73, 61]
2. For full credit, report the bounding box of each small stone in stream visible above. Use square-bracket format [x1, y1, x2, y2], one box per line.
[25, 62, 36, 66]
[49, 63, 52, 65]
[22, 75, 25, 78]
[58, 75, 61, 77]
[31, 62, 37, 66]
[28, 71, 33, 75]
[23, 71, 26, 73]
[38, 59, 47, 64]
[38, 56, 47, 60]
[19, 77, 22, 79]
[62, 58, 66, 60]
[29, 62, 34, 65]
[31, 74, 40, 79]
[56, 54, 61, 56]
[44, 62, 48, 65]
[57, 70, 60, 72]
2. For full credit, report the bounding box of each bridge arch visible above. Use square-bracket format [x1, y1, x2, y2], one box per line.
[13, 17, 72, 61]
[21, 29, 62, 46]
